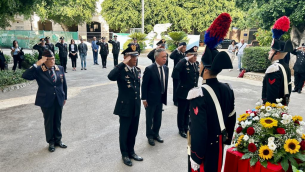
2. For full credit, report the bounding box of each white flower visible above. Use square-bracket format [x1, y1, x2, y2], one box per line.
[260, 113, 265, 118]
[266, 107, 272, 111]
[296, 129, 303, 136]
[268, 142, 277, 151]
[268, 137, 275, 143]
[277, 103, 283, 107]
[241, 121, 247, 128]
[300, 121, 305, 126]
[298, 138, 302, 142]
[284, 106, 289, 110]
[253, 116, 260, 121]
[272, 113, 279, 118]
[243, 135, 249, 141]
[261, 106, 266, 110]
[281, 119, 290, 125]
[245, 120, 252, 126]
[264, 113, 271, 117]
[282, 114, 292, 120]
[276, 98, 282, 103]
[249, 138, 255, 143]
[256, 102, 261, 106]
[250, 113, 255, 117]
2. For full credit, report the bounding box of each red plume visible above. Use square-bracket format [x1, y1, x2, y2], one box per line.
[272, 16, 290, 32]
[207, 13, 232, 41]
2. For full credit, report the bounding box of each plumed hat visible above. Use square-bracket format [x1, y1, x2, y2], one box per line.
[271, 16, 293, 53]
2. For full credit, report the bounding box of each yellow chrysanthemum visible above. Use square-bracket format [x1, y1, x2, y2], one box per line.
[259, 145, 273, 160]
[238, 113, 249, 122]
[281, 106, 285, 109]
[302, 134, 305, 140]
[255, 106, 261, 110]
[271, 103, 277, 108]
[284, 139, 301, 154]
[260, 117, 278, 128]
[265, 102, 271, 107]
[292, 115, 303, 122]
[235, 135, 244, 147]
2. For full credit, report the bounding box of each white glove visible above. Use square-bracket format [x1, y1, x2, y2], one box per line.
[190, 157, 200, 171]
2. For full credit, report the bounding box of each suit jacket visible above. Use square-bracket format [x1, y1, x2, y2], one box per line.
[170, 49, 185, 67]
[96, 41, 109, 55]
[141, 63, 169, 106]
[55, 42, 68, 58]
[46, 43, 55, 54]
[78, 43, 88, 55]
[22, 64, 67, 108]
[91, 41, 99, 51]
[188, 78, 236, 168]
[291, 49, 305, 73]
[262, 61, 291, 105]
[172, 59, 199, 99]
[108, 63, 141, 117]
[108, 40, 120, 54]
[33, 44, 47, 60]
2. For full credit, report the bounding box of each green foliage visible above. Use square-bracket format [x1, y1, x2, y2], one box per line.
[4, 54, 11, 64]
[0, 69, 26, 88]
[255, 28, 291, 47]
[22, 52, 39, 69]
[250, 157, 258, 166]
[55, 53, 61, 65]
[128, 33, 147, 42]
[101, 0, 245, 33]
[242, 47, 271, 72]
[281, 157, 289, 172]
[166, 31, 189, 52]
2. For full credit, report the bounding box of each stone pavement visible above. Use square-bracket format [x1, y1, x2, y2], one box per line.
[0, 51, 304, 172]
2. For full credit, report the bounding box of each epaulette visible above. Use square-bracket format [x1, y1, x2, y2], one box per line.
[135, 66, 141, 72]
[187, 87, 203, 100]
[225, 83, 233, 90]
[265, 63, 280, 74]
[54, 65, 60, 71]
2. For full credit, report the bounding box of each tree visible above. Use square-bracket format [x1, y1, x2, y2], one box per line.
[0, 0, 98, 29]
[101, 0, 245, 33]
[235, 0, 305, 47]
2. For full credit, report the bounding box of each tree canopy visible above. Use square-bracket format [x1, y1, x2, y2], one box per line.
[0, 0, 98, 29]
[101, 0, 246, 33]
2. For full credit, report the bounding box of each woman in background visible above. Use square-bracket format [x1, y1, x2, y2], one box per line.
[69, 39, 78, 71]
[11, 40, 23, 71]
[227, 40, 237, 71]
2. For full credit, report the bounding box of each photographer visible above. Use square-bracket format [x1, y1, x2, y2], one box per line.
[11, 40, 24, 71]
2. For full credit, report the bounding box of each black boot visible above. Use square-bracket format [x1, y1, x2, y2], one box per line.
[292, 88, 298, 92]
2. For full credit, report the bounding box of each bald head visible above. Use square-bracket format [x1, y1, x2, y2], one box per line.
[241, 39, 244, 44]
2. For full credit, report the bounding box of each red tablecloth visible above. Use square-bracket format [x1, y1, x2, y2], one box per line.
[224, 147, 292, 172]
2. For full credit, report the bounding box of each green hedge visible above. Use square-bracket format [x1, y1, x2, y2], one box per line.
[0, 69, 26, 88]
[242, 47, 271, 72]
[4, 54, 11, 64]
[22, 51, 61, 69]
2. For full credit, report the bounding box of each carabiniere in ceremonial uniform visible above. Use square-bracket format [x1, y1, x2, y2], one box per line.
[107, 43, 143, 167]
[55, 36, 68, 73]
[172, 46, 199, 138]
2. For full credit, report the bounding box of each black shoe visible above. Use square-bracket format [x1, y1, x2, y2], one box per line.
[154, 136, 164, 143]
[84, 68, 87, 70]
[65, 71, 68, 73]
[179, 131, 187, 138]
[81, 68, 83, 70]
[298, 89, 302, 94]
[48, 143, 55, 152]
[122, 156, 132, 166]
[55, 141, 67, 148]
[96, 63, 99, 65]
[292, 88, 298, 92]
[148, 138, 155, 146]
[130, 154, 143, 161]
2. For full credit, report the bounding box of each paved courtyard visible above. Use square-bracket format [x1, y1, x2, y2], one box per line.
[0, 51, 304, 172]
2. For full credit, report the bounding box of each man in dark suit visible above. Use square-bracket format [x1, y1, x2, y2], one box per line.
[78, 38, 88, 70]
[108, 43, 143, 166]
[45, 36, 55, 54]
[91, 37, 99, 65]
[291, 43, 305, 93]
[55, 37, 68, 73]
[33, 38, 47, 60]
[172, 46, 199, 138]
[108, 35, 120, 66]
[97, 37, 109, 68]
[147, 39, 168, 66]
[22, 49, 68, 152]
[170, 42, 187, 106]
[141, 48, 169, 146]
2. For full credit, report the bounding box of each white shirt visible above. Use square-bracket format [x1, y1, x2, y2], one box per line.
[71, 44, 75, 51]
[12, 47, 20, 55]
[126, 64, 135, 73]
[156, 62, 165, 92]
[236, 43, 248, 55]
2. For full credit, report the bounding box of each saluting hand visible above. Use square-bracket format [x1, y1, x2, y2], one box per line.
[36, 56, 47, 66]
[123, 55, 131, 64]
[178, 45, 183, 50]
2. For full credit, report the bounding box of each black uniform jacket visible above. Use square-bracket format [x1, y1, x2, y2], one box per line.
[33, 44, 47, 60]
[172, 58, 199, 99]
[22, 65, 67, 108]
[291, 49, 305, 73]
[46, 43, 55, 54]
[108, 40, 120, 54]
[141, 63, 169, 106]
[262, 61, 291, 105]
[188, 78, 236, 165]
[55, 43, 68, 58]
[96, 41, 109, 55]
[170, 49, 185, 67]
[108, 63, 141, 117]
[135, 43, 141, 55]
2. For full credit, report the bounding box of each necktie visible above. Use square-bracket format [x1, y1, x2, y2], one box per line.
[131, 68, 136, 77]
[159, 66, 165, 94]
[49, 68, 56, 83]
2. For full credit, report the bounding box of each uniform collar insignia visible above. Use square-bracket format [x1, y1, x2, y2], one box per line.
[126, 75, 130, 78]
[125, 67, 128, 72]
[186, 62, 189, 66]
[41, 65, 48, 72]
[54, 65, 59, 71]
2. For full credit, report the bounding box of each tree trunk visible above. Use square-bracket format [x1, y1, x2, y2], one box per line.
[289, 26, 305, 75]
